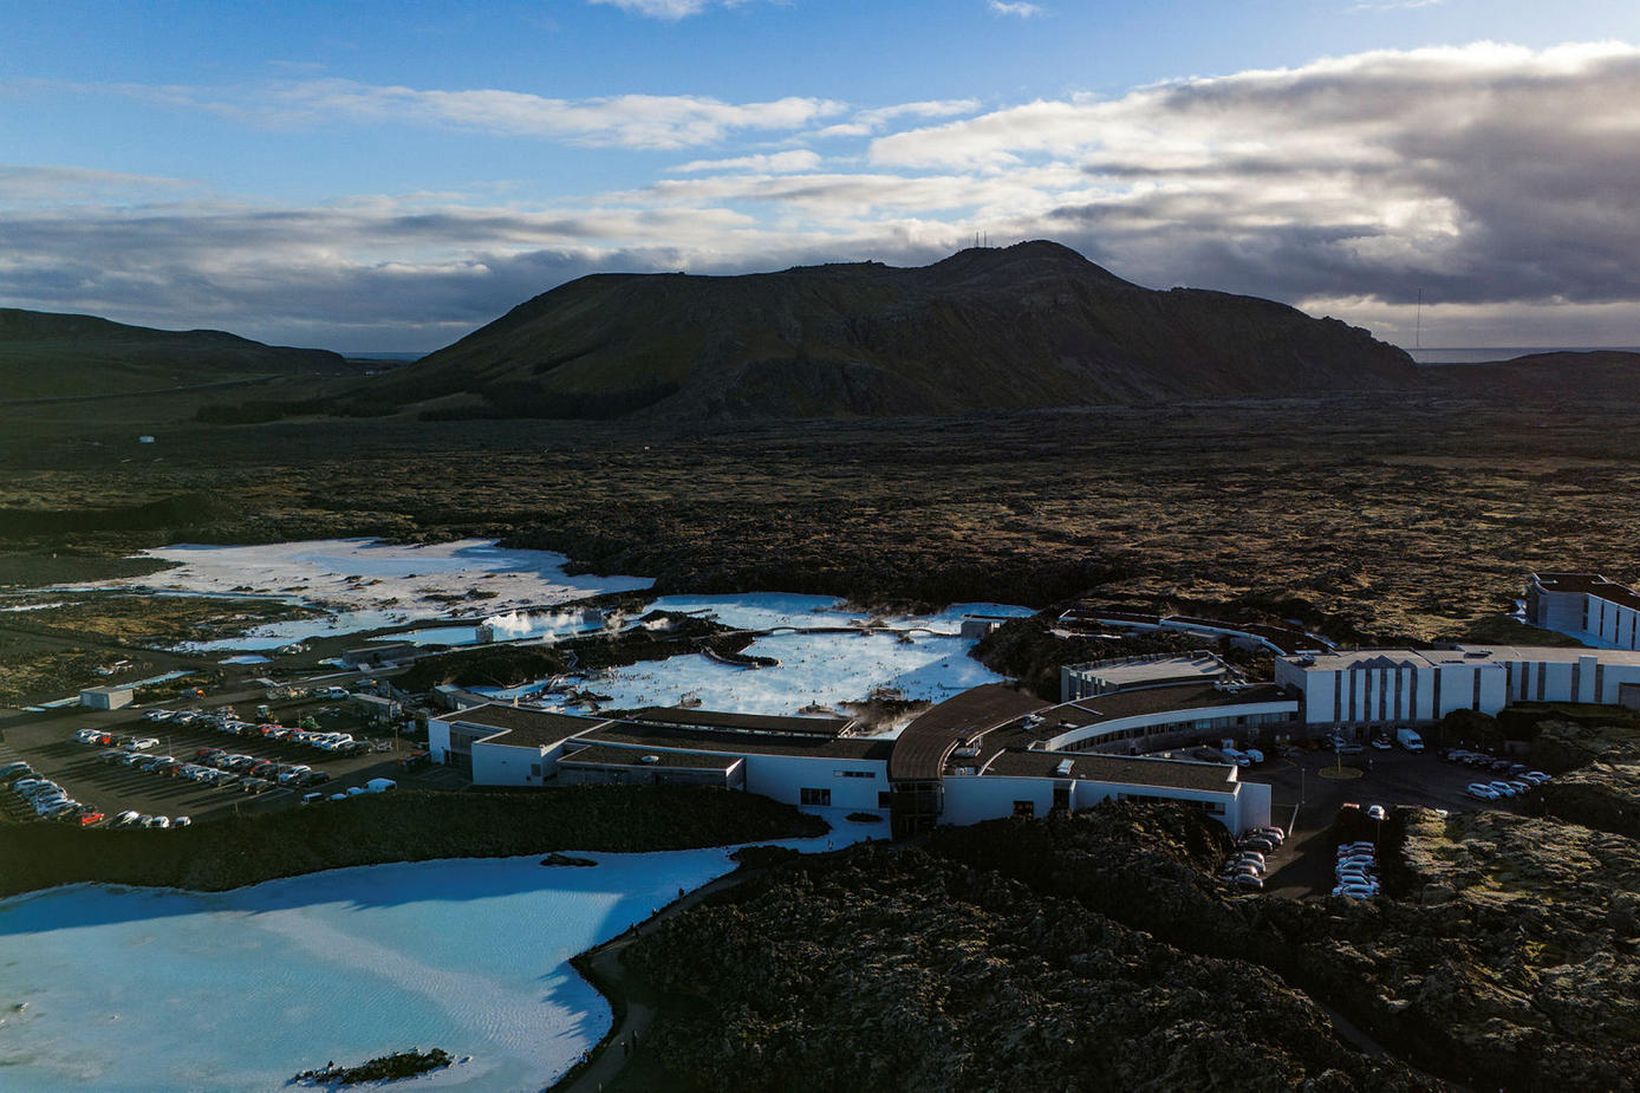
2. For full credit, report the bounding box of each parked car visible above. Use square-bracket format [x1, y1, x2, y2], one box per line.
[1230, 874, 1264, 890]
[1522, 770, 1552, 785]
[1366, 804, 1387, 821]
[1506, 780, 1532, 795]
[129, 737, 159, 751]
[1487, 780, 1517, 798]
[112, 810, 141, 827]
[1466, 783, 1500, 800]
[173, 816, 191, 827]
[1370, 735, 1393, 751]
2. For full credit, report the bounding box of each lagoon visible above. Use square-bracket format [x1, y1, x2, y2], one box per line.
[0, 822, 879, 1090]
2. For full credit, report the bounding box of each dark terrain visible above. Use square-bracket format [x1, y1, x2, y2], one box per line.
[358, 241, 1418, 419]
[0, 308, 350, 400]
[612, 798, 1638, 1092]
[5, 391, 1639, 642]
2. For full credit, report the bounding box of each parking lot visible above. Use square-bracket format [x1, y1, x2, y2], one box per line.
[1246, 743, 1544, 899]
[0, 695, 441, 826]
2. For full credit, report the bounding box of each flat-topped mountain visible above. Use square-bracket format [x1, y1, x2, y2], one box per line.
[375, 240, 1417, 420]
[0, 309, 349, 400]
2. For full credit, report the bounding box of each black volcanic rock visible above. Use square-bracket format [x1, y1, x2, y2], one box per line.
[0, 308, 349, 399]
[379, 240, 1417, 420]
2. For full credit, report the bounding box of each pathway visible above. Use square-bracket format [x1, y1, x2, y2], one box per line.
[553, 865, 767, 1093]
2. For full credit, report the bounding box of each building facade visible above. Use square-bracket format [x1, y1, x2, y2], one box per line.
[1527, 572, 1640, 650]
[1275, 644, 1640, 725]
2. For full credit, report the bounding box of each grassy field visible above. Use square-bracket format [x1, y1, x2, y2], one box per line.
[2, 388, 1638, 643]
[0, 786, 827, 897]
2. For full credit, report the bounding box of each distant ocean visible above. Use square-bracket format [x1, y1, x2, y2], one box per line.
[346, 350, 424, 362]
[1410, 346, 1640, 365]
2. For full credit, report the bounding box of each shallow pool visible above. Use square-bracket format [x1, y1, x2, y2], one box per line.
[0, 836, 823, 1089]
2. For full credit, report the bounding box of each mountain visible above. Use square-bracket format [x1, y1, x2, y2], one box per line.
[0, 309, 350, 400]
[376, 240, 1417, 420]
[1430, 349, 1640, 403]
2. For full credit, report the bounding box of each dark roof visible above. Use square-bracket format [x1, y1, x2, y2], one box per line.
[1024, 682, 1293, 734]
[982, 749, 1237, 791]
[889, 684, 1049, 782]
[1061, 607, 1162, 625]
[560, 744, 742, 771]
[626, 706, 851, 737]
[582, 720, 894, 761]
[1533, 571, 1640, 612]
[935, 682, 1295, 775]
[447, 704, 606, 749]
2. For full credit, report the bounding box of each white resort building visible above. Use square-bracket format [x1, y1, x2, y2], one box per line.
[1527, 571, 1640, 650]
[1275, 644, 1640, 724]
[429, 658, 1298, 840]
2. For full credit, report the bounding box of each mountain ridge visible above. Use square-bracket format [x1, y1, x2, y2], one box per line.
[372, 240, 1418, 420]
[0, 308, 350, 400]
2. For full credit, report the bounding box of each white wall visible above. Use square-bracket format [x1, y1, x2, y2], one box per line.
[427, 717, 452, 763]
[564, 740, 888, 809]
[941, 774, 1056, 827]
[740, 753, 888, 810]
[939, 772, 1249, 832]
[470, 739, 589, 786]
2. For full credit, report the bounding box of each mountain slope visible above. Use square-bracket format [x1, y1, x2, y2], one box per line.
[383, 240, 1416, 420]
[0, 309, 349, 400]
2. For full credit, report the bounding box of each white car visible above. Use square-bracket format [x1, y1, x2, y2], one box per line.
[1467, 783, 1500, 800]
[1366, 804, 1387, 821]
[112, 810, 141, 826]
[1522, 771, 1552, 785]
[129, 737, 159, 751]
[1487, 780, 1517, 798]
[173, 816, 192, 828]
[144, 709, 172, 722]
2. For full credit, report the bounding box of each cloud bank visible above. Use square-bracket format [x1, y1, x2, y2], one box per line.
[4, 42, 1638, 351]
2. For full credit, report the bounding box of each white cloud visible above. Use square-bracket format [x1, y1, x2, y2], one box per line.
[586, 0, 755, 20]
[988, 1, 1042, 17]
[813, 99, 983, 138]
[7, 43, 1640, 349]
[668, 150, 822, 173]
[82, 77, 845, 150]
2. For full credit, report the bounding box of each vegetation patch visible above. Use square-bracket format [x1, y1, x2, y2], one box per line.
[0, 786, 826, 897]
[293, 1048, 453, 1086]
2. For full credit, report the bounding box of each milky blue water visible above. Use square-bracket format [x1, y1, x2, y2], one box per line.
[0, 848, 752, 1089]
[0, 813, 887, 1090]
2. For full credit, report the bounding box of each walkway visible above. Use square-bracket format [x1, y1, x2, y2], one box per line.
[553, 864, 767, 1093]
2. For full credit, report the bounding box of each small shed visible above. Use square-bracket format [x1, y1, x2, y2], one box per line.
[80, 684, 136, 710]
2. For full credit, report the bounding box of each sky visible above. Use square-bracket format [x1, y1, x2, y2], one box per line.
[3, 0, 1639, 353]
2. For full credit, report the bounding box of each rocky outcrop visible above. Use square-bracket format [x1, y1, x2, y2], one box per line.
[621, 802, 1640, 1091]
[625, 840, 1424, 1091]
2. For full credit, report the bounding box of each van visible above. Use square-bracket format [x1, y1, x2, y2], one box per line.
[1395, 727, 1424, 752]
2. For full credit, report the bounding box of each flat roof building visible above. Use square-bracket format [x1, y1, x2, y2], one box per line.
[1276, 642, 1640, 724]
[1061, 651, 1234, 702]
[1527, 572, 1640, 650]
[80, 684, 135, 710]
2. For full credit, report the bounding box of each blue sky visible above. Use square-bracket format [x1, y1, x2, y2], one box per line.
[3, 1, 1639, 351]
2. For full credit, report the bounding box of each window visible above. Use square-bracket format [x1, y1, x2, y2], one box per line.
[801, 787, 831, 806]
[530, 763, 542, 777]
[1012, 800, 1035, 818]
[835, 770, 875, 779]
[878, 790, 894, 809]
